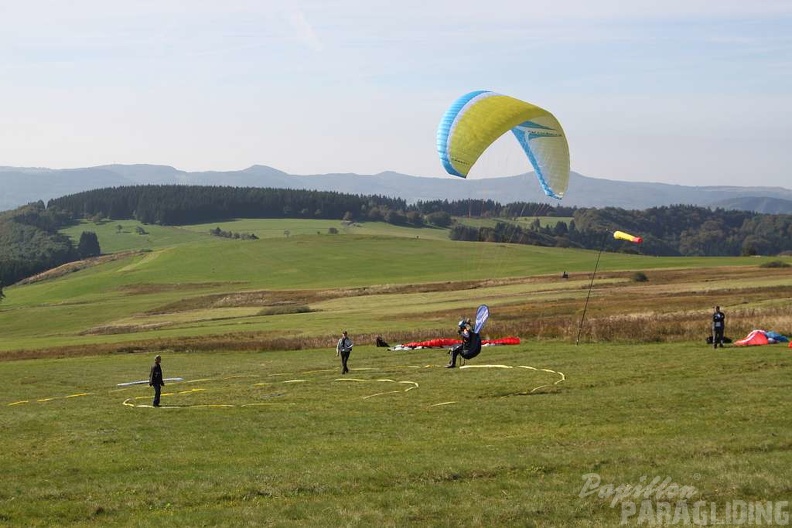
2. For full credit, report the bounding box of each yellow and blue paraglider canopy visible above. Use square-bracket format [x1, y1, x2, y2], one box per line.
[436, 90, 570, 199]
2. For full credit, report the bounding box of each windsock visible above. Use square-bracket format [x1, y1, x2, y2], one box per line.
[613, 230, 643, 244]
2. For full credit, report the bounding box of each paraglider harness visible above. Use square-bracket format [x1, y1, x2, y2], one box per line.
[447, 307, 489, 368]
[461, 331, 482, 362]
[451, 322, 483, 365]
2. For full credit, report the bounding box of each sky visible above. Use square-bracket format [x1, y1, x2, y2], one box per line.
[0, 0, 790, 189]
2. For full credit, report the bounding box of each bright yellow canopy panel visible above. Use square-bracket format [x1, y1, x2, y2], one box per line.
[436, 90, 570, 199]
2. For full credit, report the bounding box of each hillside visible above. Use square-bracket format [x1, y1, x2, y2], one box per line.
[2, 218, 791, 358]
[2, 164, 791, 213]
[4, 185, 792, 288]
[710, 195, 792, 214]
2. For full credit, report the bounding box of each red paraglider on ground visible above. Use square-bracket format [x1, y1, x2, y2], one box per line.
[389, 336, 520, 351]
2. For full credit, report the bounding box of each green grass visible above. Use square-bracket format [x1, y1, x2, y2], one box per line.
[3, 220, 790, 354]
[60, 218, 450, 253]
[516, 216, 573, 228]
[454, 216, 573, 230]
[60, 220, 209, 253]
[2, 218, 791, 526]
[1, 341, 789, 527]
[180, 218, 452, 241]
[2, 231, 780, 353]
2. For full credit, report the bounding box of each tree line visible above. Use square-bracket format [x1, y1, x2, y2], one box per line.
[450, 204, 792, 257]
[48, 185, 408, 225]
[0, 201, 100, 287]
[0, 185, 790, 287]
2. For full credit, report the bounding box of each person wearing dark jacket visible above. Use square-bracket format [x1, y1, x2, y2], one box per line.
[149, 355, 165, 407]
[712, 306, 726, 349]
[336, 331, 353, 374]
[446, 319, 472, 368]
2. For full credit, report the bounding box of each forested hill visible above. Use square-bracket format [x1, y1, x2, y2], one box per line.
[48, 185, 407, 225]
[0, 185, 790, 287]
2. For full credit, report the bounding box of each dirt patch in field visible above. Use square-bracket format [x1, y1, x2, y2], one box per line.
[0, 331, 341, 361]
[16, 251, 145, 285]
[143, 277, 543, 314]
[118, 282, 243, 295]
[79, 323, 172, 335]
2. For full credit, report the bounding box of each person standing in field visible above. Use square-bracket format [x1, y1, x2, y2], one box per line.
[712, 306, 726, 349]
[149, 354, 165, 407]
[336, 331, 353, 374]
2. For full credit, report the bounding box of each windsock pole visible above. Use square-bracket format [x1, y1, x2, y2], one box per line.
[576, 233, 607, 345]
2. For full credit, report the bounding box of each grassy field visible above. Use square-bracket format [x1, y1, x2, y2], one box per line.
[1, 218, 791, 526]
[453, 216, 573, 230]
[2, 341, 790, 527]
[5, 219, 791, 356]
[59, 218, 451, 253]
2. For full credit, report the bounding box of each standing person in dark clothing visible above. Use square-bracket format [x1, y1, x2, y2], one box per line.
[712, 306, 726, 349]
[149, 354, 165, 407]
[336, 331, 353, 374]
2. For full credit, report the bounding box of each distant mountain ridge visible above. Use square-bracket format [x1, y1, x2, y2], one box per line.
[1, 164, 791, 214]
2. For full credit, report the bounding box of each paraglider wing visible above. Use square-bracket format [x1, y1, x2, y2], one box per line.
[483, 337, 520, 346]
[474, 304, 490, 334]
[437, 90, 570, 199]
[613, 230, 643, 244]
[388, 336, 520, 350]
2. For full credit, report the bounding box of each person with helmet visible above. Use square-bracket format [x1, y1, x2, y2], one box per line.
[446, 319, 472, 368]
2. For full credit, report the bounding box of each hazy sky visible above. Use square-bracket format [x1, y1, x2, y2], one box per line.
[1, 0, 790, 189]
